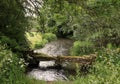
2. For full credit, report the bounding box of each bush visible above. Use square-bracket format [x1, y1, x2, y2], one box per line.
[0, 44, 27, 84]
[0, 36, 18, 49]
[72, 47, 120, 84]
[0, 35, 28, 51]
[35, 39, 48, 48]
[71, 41, 94, 56]
[34, 33, 57, 49]
[42, 33, 57, 42]
[73, 62, 120, 84]
[97, 48, 120, 65]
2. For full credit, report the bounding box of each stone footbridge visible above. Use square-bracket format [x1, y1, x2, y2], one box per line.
[27, 50, 97, 67]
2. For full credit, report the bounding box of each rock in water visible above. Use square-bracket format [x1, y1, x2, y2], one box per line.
[39, 61, 55, 68]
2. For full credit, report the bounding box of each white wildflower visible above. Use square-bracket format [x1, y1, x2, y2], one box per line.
[20, 64, 24, 68]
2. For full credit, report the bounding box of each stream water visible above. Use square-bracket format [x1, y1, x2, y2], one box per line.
[27, 39, 74, 81]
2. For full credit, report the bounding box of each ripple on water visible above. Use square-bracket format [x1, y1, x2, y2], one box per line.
[27, 69, 68, 81]
[34, 39, 74, 57]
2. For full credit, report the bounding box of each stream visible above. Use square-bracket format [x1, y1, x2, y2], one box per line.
[27, 39, 74, 81]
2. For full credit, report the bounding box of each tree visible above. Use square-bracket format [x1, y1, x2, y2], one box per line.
[37, 0, 77, 37]
[0, 0, 29, 52]
[73, 0, 120, 46]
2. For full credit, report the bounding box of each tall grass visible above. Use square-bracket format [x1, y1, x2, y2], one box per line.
[26, 32, 42, 48]
[26, 32, 57, 49]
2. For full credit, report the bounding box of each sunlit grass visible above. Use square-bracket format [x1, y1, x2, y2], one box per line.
[26, 32, 42, 48]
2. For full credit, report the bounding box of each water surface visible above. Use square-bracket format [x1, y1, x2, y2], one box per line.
[28, 39, 74, 81]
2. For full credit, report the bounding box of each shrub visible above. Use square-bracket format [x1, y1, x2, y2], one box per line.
[35, 39, 48, 48]
[0, 35, 29, 52]
[97, 48, 120, 65]
[72, 47, 120, 84]
[73, 62, 120, 84]
[71, 41, 94, 56]
[42, 33, 57, 42]
[26, 32, 42, 49]
[0, 36, 18, 49]
[34, 33, 57, 49]
[0, 44, 27, 84]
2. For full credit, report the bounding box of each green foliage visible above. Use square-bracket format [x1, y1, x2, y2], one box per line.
[0, 44, 27, 84]
[71, 41, 94, 56]
[1, 44, 119, 83]
[0, 0, 29, 52]
[35, 39, 48, 48]
[34, 33, 57, 48]
[38, 0, 120, 46]
[97, 48, 120, 65]
[0, 44, 46, 84]
[71, 48, 120, 84]
[38, 0, 75, 36]
[74, 0, 120, 46]
[42, 33, 57, 42]
[26, 32, 42, 49]
[0, 0, 120, 84]
[74, 63, 120, 84]
[0, 36, 21, 50]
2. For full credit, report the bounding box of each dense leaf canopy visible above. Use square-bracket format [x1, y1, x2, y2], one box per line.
[38, 0, 120, 46]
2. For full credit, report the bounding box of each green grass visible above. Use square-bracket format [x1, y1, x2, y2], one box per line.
[26, 32, 57, 49]
[26, 32, 42, 48]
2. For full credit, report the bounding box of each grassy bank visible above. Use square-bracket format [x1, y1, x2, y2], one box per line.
[26, 32, 57, 49]
[26, 32, 42, 48]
